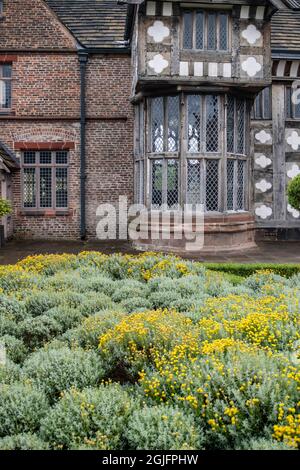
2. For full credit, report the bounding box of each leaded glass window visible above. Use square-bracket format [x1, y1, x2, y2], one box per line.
[183, 10, 229, 51]
[187, 95, 219, 153]
[22, 150, 69, 211]
[206, 160, 219, 211]
[187, 160, 202, 207]
[143, 93, 248, 214]
[227, 97, 246, 155]
[226, 159, 246, 212]
[151, 96, 179, 153]
[151, 159, 163, 209]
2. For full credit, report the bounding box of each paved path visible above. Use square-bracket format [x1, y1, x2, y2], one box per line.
[1, 239, 300, 265]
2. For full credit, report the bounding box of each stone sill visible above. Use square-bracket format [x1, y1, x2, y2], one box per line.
[18, 210, 71, 217]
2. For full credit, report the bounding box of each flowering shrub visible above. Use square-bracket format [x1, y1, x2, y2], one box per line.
[99, 309, 197, 377]
[0, 252, 299, 450]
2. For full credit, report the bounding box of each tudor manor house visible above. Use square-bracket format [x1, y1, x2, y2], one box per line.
[0, 0, 300, 252]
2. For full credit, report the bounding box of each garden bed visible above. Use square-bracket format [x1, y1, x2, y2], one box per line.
[0, 252, 299, 450]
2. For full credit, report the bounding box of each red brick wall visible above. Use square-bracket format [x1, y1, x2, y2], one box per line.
[0, 1, 134, 240]
[85, 55, 134, 238]
[0, 0, 76, 50]
[12, 54, 80, 117]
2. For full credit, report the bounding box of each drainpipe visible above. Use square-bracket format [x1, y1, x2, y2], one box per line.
[78, 51, 89, 240]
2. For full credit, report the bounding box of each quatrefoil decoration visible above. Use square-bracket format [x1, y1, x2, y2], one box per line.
[147, 21, 170, 43]
[242, 25, 262, 45]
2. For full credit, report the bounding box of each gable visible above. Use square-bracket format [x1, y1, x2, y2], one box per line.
[0, 0, 77, 50]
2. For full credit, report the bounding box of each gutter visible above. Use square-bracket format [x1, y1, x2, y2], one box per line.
[78, 50, 89, 240]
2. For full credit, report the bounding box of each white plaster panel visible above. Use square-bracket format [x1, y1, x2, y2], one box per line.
[287, 163, 300, 179]
[208, 63, 218, 77]
[255, 153, 272, 169]
[255, 130, 272, 145]
[255, 179, 272, 193]
[162, 2, 172, 16]
[146, 1, 156, 16]
[286, 129, 300, 152]
[240, 6, 250, 19]
[240, 56, 263, 78]
[179, 61, 189, 76]
[194, 62, 204, 77]
[256, 6, 265, 20]
[287, 204, 300, 219]
[255, 204, 273, 220]
[147, 21, 170, 43]
[147, 53, 170, 75]
[241, 25, 262, 47]
[223, 63, 232, 78]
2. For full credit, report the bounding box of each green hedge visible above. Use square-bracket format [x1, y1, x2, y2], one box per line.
[203, 263, 300, 278]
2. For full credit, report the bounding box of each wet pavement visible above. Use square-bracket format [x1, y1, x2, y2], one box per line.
[0, 239, 300, 265]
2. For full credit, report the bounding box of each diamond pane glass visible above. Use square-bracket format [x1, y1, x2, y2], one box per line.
[227, 160, 234, 211]
[183, 12, 193, 49]
[206, 160, 219, 211]
[40, 168, 52, 208]
[206, 95, 219, 152]
[151, 160, 163, 209]
[167, 96, 179, 152]
[167, 160, 179, 209]
[207, 13, 217, 50]
[237, 99, 245, 154]
[23, 151, 36, 165]
[151, 98, 164, 153]
[40, 151, 52, 165]
[286, 87, 292, 119]
[187, 159, 202, 207]
[237, 160, 245, 210]
[227, 95, 235, 153]
[23, 168, 36, 208]
[219, 14, 228, 50]
[56, 168, 68, 208]
[196, 12, 204, 49]
[188, 95, 201, 152]
[56, 151, 68, 165]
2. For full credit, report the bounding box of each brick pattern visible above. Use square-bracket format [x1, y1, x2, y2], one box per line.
[0, 0, 76, 50]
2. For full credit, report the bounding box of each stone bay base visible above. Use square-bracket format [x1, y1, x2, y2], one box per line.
[133, 213, 256, 254]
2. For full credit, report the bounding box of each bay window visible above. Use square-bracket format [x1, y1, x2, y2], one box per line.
[22, 150, 68, 211]
[136, 93, 249, 214]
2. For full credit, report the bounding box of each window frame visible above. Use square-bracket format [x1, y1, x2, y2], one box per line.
[181, 9, 231, 52]
[21, 150, 69, 212]
[0, 63, 12, 112]
[143, 93, 249, 214]
[252, 87, 272, 120]
[286, 85, 300, 120]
